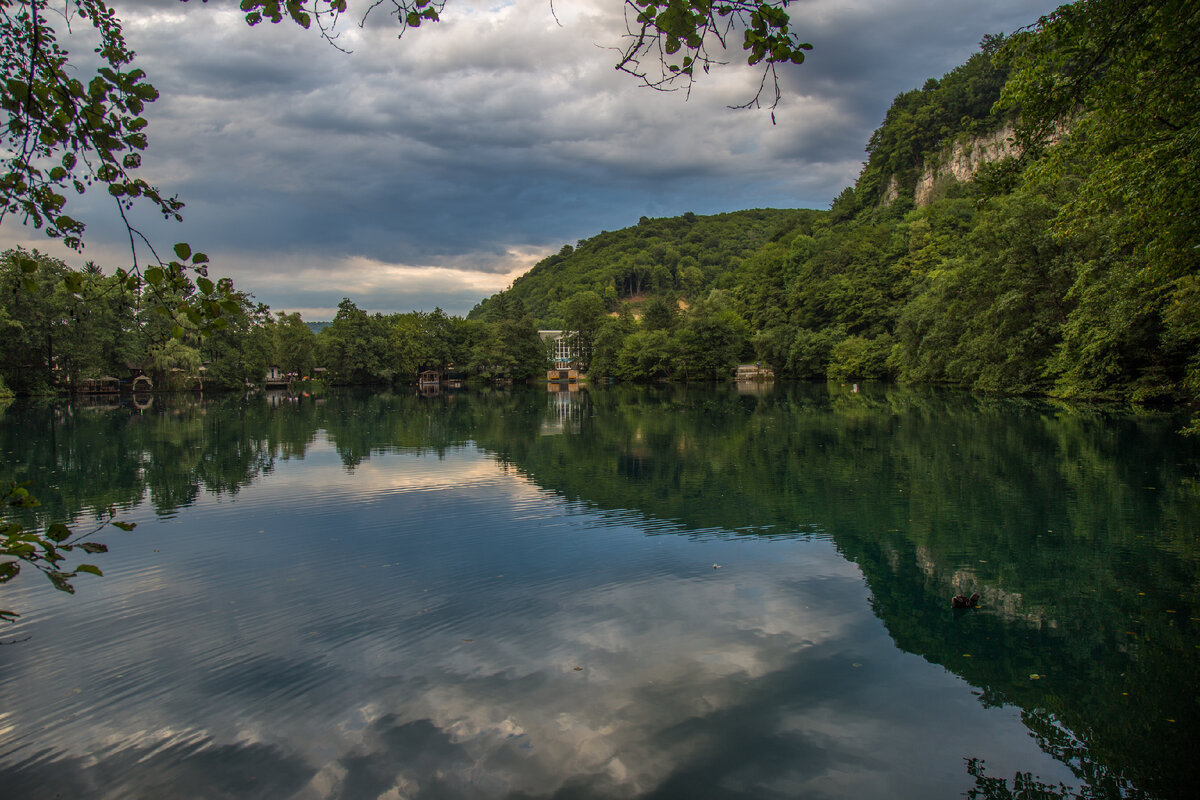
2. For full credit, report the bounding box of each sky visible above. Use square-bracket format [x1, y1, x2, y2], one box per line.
[1, 0, 1064, 319]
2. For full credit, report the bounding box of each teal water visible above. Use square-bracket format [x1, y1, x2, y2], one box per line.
[1, 384, 1197, 799]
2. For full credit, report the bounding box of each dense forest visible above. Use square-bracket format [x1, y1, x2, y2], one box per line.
[1, 0, 1196, 428]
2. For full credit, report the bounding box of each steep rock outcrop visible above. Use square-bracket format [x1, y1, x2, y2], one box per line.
[914, 123, 1019, 206]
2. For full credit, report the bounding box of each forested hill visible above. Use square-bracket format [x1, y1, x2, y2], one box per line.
[468, 209, 806, 326]
[469, 0, 1198, 421]
[737, 0, 1197, 412]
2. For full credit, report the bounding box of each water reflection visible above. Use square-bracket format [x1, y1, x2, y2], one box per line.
[1, 385, 1197, 798]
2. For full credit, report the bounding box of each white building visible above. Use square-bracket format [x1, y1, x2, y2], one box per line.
[538, 330, 578, 368]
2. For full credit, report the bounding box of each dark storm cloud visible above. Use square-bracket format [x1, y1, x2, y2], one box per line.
[2, 1, 1063, 316]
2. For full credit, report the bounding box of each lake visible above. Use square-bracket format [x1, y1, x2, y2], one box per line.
[1, 384, 1197, 799]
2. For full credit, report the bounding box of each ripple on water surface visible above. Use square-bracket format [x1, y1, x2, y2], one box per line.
[4, 403, 1195, 800]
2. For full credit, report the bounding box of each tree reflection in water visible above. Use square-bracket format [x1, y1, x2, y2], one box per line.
[0, 384, 1196, 798]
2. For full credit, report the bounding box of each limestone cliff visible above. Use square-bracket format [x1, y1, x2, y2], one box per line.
[913, 123, 1019, 206]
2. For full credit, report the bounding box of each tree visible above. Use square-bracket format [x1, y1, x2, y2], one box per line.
[674, 292, 749, 380]
[0, 248, 137, 392]
[589, 307, 636, 379]
[641, 296, 677, 332]
[270, 311, 318, 378]
[318, 297, 394, 384]
[469, 295, 548, 381]
[198, 286, 273, 389]
[558, 290, 606, 373]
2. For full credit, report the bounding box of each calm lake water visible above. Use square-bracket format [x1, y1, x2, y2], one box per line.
[1, 384, 1197, 799]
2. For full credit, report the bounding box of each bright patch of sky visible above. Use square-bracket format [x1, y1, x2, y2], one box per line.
[0, 0, 1064, 318]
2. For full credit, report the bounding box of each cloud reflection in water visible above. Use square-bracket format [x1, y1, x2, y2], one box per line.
[0, 444, 1074, 798]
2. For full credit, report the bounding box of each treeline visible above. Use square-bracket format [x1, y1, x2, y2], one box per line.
[0, 251, 549, 395]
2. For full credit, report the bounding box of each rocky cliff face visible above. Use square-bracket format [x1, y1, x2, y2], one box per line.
[913, 123, 1019, 206]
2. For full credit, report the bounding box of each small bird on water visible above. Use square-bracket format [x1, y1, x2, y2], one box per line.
[951, 592, 980, 609]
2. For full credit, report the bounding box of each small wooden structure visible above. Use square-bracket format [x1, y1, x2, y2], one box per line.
[77, 376, 120, 394]
[547, 368, 579, 383]
[734, 363, 774, 382]
[263, 365, 288, 389]
[418, 369, 441, 386]
[125, 363, 153, 393]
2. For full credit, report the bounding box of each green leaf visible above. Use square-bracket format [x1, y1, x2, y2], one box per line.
[79, 542, 109, 553]
[75, 564, 103, 577]
[47, 523, 72, 543]
[173, 242, 192, 261]
[110, 521, 136, 532]
[144, 267, 164, 286]
[197, 277, 215, 295]
[48, 571, 76, 593]
[0, 561, 19, 583]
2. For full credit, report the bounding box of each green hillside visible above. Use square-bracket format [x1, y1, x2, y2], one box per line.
[467, 0, 1199, 423]
[468, 208, 804, 326]
[735, 0, 1198, 414]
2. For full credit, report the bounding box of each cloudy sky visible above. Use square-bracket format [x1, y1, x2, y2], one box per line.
[2, 0, 1062, 318]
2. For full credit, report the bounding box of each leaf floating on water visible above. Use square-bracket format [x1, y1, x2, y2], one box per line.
[852, 663, 863, 668]
[1029, 674, 1041, 680]
[573, 666, 583, 671]
[462, 639, 474, 643]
